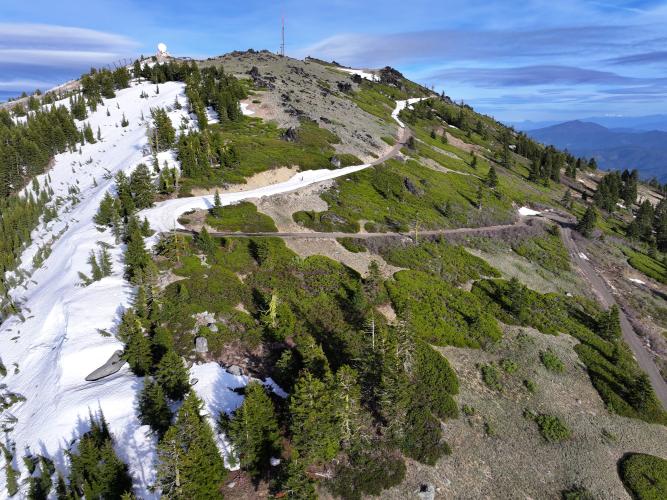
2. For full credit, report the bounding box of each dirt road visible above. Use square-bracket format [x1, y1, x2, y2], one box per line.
[177, 220, 524, 239]
[555, 219, 667, 409]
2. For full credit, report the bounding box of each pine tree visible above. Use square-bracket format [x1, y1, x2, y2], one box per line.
[124, 216, 154, 284]
[67, 412, 132, 499]
[335, 365, 363, 447]
[485, 166, 498, 188]
[213, 190, 222, 216]
[561, 189, 572, 208]
[289, 371, 341, 463]
[577, 205, 598, 237]
[121, 113, 129, 127]
[476, 184, 484, 209]
[83, 123, 96, 144]
[194, 226, 216, 254]
[139, 379, 172, 437]
[129, 163, 155, 209]
[88, 250, 103, 281]
[156, 350, 190, 400]
[97, 126, 102, 141]
[99, 246, 113, 277]
[124, 324, 152, 376]
[227, 382, 280, 477]
[598, 305, 621, 341]
[156, 392, 227, 499]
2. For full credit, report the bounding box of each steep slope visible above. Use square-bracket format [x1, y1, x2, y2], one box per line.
[0, 81, 190, 496]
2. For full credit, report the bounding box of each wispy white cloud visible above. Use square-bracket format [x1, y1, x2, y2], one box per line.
[0, 23, 138, 100]
[0, 24, 137, 68]
[0, 78, 55, 89]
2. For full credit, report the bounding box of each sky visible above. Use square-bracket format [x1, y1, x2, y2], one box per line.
[2, 0, 667, 122]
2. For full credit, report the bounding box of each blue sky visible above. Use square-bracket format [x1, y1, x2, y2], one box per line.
[2, 0, 667, 122]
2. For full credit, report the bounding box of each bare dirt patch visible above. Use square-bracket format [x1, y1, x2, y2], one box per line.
[383, 325, 667, 499]
[285, 237, 401, 278]
[190, 166, 300, 196]
[251, 182, 331, 232]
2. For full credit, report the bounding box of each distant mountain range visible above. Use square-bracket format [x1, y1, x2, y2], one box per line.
[526, 120, 667, 181]
[513, 114, 667, 132]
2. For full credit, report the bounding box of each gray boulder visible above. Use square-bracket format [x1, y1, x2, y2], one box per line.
[195, 336, 209, 353]
[228, 365, 243, 376]
[85, 350, 126, 381]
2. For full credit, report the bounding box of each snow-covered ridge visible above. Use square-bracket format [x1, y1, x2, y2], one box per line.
[0, 90, 420, 495]
[0, 81, 189, 497]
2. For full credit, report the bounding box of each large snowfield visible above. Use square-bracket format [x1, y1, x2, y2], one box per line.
[0, 80, 417, 496]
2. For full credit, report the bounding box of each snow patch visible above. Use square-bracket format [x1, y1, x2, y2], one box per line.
[190, 362, 287, 469]
[579, 252, 590, 261]
[0, 81, 190, 498]
[629, 277, 645, 285]
[240, 102, 255, 116]
[338, 67, 379, 82]
[391, 97, 428, 128]
[518, 206, 541, 217]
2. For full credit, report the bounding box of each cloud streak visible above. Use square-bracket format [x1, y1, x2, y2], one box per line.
[0, 23, 137, 99]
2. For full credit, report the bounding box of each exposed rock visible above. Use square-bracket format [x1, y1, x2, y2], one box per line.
[228, 365, 243, 376]
[337, 81, 352, 93]
[195, 336, 208, 353]
[404, 177, 425, 196]
[321, 211, 348, 226]
[282, 127, 298, 142]
[85, 350, 125, 381]
[417, 483, 435, 500]
[330, 155, 342, 168]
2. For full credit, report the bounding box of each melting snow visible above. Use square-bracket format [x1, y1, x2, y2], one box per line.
[518, 206, 541, 216]
[579, 252, 590, 261]
[0, 91, 417, 495]
[629, 278, 645, 285]
[0, 81, 189, 497]
[190, 362, 286, 469]
[240, 102, 255, 116]
[338, 67, 379, 82]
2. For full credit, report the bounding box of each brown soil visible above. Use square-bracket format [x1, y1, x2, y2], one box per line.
[383, 325, 667, 499]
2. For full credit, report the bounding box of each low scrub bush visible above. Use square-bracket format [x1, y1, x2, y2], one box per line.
[618, 453, 667, 500]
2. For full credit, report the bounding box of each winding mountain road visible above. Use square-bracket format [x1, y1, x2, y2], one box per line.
[176, 221, 524, 239]
[549, 214, 667, 409]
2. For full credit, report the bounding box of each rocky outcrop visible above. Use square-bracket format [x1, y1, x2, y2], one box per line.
[85, 350, 125, 381]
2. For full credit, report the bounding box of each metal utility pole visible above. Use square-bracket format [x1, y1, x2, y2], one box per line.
[280, 17, 285, 57]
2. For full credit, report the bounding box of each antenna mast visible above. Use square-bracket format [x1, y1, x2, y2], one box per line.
[280, 16, 285, 57]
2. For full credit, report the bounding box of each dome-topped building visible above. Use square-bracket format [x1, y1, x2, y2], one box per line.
[156, 42, 170, 61]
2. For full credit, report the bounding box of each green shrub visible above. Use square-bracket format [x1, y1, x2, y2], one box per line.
[535, 414, 571, 443]
[336, 237, 367, 253]
[381, 238, 500, 285]
[562, 486, 594, 500]
[206, 201, 277, 232]
[512, 230, 571, 273]
[293, 210, 359, 233]
[387, 270, 502, 347]
[481, 364, 502, 391]
[622, 247, 667, 284]
[540, 349, 565, 373]
[462, 405, 476, 416]
[524, 379, 537, 393]
[618, 453, 667, 500]
[500, 358, 519, 374]
[401, 405, 451, 465]
[326, 447, 406, 500]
